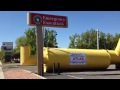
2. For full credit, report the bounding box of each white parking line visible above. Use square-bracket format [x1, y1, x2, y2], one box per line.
[66, 75, 83, 79]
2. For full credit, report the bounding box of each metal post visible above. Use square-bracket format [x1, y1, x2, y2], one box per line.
[42, 27, 44, 47]
[97, 29, 99, 49]
[36, 25, 44, 76]
[53, 63, 55, 74]
[58, 63, 60, 75]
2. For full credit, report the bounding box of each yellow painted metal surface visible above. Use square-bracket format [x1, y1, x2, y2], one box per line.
[20, 39, 120, 72]
[45, 48, 111, 71]
[20, 46, 48, 65]
[20, 46, 47, 72]
[108, 39, 120, 64]
[20, 46, 31, 65]
[115, 39, 120, 53]
[107, 50, 119, 64]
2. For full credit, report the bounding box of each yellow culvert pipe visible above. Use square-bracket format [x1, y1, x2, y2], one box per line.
[44, 48, 111, 71]
[20, 39, 120, 72]
[107, 39, 120, 64]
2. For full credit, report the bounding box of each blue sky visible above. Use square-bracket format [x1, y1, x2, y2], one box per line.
[0, 11, 120, 48]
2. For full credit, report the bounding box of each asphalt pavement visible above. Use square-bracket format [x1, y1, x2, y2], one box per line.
[44, 64, 120, 79]
[1, 63, 120, 79]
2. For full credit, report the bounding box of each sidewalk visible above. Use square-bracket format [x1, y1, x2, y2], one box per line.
[1, 62, 46, 79]
[0, 61, 4, 79]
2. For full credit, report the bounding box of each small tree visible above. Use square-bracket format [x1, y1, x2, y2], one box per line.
[11, 49, 17, 57]
[0, 49, 5, 60]
[68, 29, 120, 50]
[15, 27, 58, 55]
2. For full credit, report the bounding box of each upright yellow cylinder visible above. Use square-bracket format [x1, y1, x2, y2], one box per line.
[44, 48, 111, 71]
[20, 46, 30, 65]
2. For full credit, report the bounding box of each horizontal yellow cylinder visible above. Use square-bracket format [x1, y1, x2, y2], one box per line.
[20, 38, 120, 72]
[45, 48, 111, 71]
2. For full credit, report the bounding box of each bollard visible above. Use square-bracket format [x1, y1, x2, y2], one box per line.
[115, 64, 120, 70]
[53, 63, 55, 74]
[41, 63, 44, 76]
[58, 63, 60, 75]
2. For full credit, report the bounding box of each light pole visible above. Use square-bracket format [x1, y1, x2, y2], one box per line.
[97, 29, 99, 49]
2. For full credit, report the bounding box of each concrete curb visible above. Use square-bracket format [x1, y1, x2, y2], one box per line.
[23, 70, 47, 79]
[0, 61, 4, 79]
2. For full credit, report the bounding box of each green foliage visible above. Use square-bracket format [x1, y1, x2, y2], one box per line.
[24, 27, 36, 55]
[99, 31, 106, 49]
[0, 49, 5, 60]
[15, 27, 58, 55]
[68, 29, 120, 50]
[44, 29, 58, 47]
[11, 48, 17, 56]
[15, 35, 28, 53]
[68, 33, 78, 48]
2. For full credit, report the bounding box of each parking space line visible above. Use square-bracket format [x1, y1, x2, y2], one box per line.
[66, 75, 84, 79]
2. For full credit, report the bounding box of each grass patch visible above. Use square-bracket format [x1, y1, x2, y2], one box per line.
[0, 60, 4, 63]
[1, 65, 18, 69]
[0, 60, 11, 64]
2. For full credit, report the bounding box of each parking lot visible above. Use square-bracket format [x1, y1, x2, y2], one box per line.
[2, 63, 120, 79]
[44, 65, 120, 79]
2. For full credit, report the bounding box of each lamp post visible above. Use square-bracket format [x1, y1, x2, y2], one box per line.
[97, 29, 99, 49]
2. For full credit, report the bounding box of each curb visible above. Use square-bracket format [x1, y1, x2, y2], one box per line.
[0, 61, 4, 79]
[23, 70, 47, 79]
[0, 62, 2, 65]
